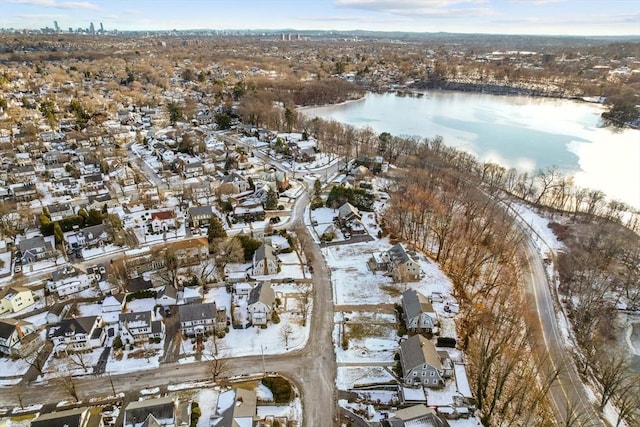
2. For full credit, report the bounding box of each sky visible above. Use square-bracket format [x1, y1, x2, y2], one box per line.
[0, 0, 638, 36]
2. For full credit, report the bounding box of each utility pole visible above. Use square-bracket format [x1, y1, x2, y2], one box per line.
[261, 344, 266, 377]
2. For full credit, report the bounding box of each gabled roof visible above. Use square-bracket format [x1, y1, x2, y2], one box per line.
[248, 282, 275, 307]
[338, 202, 361, 220]
[188, 205, 213, 217]
[254, 244, 276, 263]
[151, 210, 175, 221]
[18, 236, 46, 252]
[402, 289, 435, 320]
[124, 397, 175, 427]
[51, 316, 97, 338]
[179, 302, 216, 323]
[119, 311, 152, 326]
[157, 285, 178, 300]
[0, 285, 32, 300]
[388, 243, 419, 265]
[0, 318, 33, 340]
[31, 407, 87, 427]
[400, 334, 442, 372]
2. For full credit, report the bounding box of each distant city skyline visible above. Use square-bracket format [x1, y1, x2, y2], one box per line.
[0, 0, 638, 36]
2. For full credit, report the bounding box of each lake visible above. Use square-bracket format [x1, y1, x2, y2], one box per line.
[302, 91, 640, 209]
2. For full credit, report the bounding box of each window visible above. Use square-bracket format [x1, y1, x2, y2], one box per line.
[430, 371, 435, 376]
[422, 371, 426, 376]
[412, 371, 418, 376]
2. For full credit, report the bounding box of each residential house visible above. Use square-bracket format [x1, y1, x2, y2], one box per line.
[47, 265, 93, 297]
[381, 404, 450, 427]
[18, 236, 55, 264]
[234, 282, 254, 298]
[0, 285, 35, 315]
[180, 286, 203, 305]
[0, 318, 42, 357]
[402, 289, 438, 334]
[211, 388, 257, 427]
[31, 407, 100, 427]
[247, 282, 276, 326]
[101, 294, 124, 324]
[50, 316, 105, 353]
[151, 210, 177, 233]
[252, 244, 278, 276]
[187, 205, 215, 228]
[10, 164, 36, 183]
[156, 286, 178, 307]
[233, 201, 265, 223]
[337, 202, 361, 225]
[124, 397, 177, 427]
[180, 159, 204, 178]
[399, 334, 451, 388]
[387, 243, 422, 282]
[119, 311, 164, 344]
[179, 302, 226, 336]
[65, 223, 111, 252]
[46, 202, 75, 221]
[167, 238, 209, 266]
[10, 183, 38, 201]
[46, 302, 71, 324]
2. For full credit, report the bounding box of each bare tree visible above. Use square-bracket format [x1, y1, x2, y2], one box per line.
[58, 375, 80, 402]
[214, 237, 244, 274]
[594, 350, 630, 411]
[67, 351, 91, 373]
[298, 286, 313, 327]
[280, 323, 294, 349]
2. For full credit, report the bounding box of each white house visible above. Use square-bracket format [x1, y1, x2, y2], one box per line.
[252, 244, 278, 276]
[50, 316, 105, 354]
[0, 285, 35, 315]
[247, 282, 276, 326]
[0, 318, 42, 357]
[119, 311, 164, 344]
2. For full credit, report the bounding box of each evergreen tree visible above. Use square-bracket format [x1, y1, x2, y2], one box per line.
[207, 216, 227, 242]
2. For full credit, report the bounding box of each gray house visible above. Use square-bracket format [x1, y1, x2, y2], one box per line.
[399, 335, 451, 388]
[19, 236, 55, 264]
[402, 289, 438, 334]
[187, 205, 215, 228]
[179, 302, 226, 336]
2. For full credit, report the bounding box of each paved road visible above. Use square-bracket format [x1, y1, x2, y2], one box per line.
[519, 218, 605, 426]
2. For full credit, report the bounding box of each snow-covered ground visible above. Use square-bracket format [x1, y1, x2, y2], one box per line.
[510, 202, 565, 257]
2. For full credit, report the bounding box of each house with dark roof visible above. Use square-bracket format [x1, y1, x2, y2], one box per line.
[46, 202, 75, 221]
[50, 316, 105, 354]
[46, 301, 71, 324]
[124, 397, 177, 427]
[18, 235, 55, 264]
[402, 289, 438, 334]
[179, 302, 226, 336]
[247, 282, 276, 326]
[156, 285, 178, 306]
[0, 318, 42, 357]
[399, 335, 451, 388]
[387, 243, 422, 282]
[31, 407, 98, 427]
[65, 223, 111, 252]
[187, 205, 215, 227]
[252, 243, 278, 276]
[119, 311, 164, 344]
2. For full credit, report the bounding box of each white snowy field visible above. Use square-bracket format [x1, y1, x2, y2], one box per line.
[106, 339, 164, 374]
[324, 239, 457, 307]
[336, 366, 396, 390]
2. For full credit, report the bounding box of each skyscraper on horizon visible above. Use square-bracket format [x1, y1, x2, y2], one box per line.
[53, 20, 60, 32]
[89, 22, 95, 35]
[99, 22, 104, 33]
